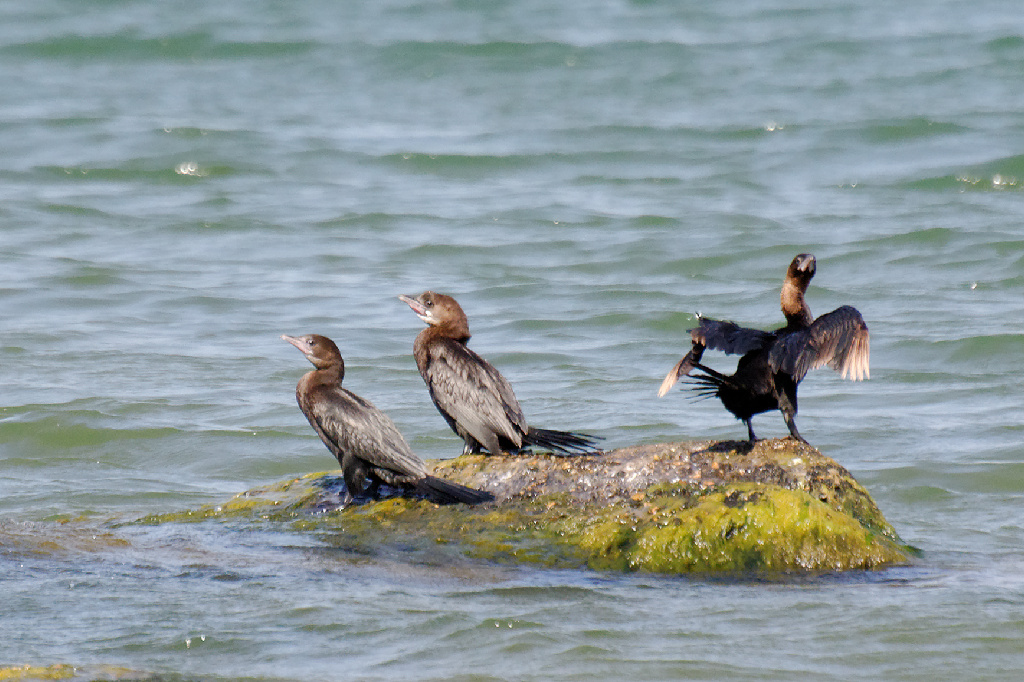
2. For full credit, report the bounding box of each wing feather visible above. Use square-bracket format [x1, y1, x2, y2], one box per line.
[658, 318, 772, 396]
[769, 305, 870, 382]
[693, 317, 775, 356]
[307, 385, 427, 478]
[657, 350, 699, 397]
[424, 339, 527, 448]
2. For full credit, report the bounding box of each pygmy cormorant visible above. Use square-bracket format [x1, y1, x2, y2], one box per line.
[283, 333, 492, 505]
[657, 253, 870, 443]
[398, 291, 602, 457]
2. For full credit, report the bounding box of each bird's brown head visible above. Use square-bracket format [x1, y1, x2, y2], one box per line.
[787, 253, 816, 286]
[281, 334, 344, 372]
[398, 291, 470, 339]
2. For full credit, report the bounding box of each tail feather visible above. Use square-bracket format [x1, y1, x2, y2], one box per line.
[683, 365, 728, 401]
[683, 377, 722, 400]
[416, 475, 494, 505]
[523, 427, 604, 456]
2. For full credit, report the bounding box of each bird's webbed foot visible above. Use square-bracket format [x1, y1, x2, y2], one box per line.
[338, 492, 359, 508]
[342, 479, 382, 507]
[781, 415, 807, 444]
[778, 404, 807, 444]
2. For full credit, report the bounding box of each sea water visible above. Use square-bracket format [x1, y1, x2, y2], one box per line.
[1, 1, 1023, 679]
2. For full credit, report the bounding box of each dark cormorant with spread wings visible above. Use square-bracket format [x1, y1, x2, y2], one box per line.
[657, 254, 870, 443]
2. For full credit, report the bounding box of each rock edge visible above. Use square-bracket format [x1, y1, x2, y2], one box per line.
[135, 439, 916, 574]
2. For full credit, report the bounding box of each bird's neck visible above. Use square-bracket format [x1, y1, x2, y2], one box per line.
[780, 280, 813, 328]
[301, 363, 344, 390]
[419, 324, 471, 346]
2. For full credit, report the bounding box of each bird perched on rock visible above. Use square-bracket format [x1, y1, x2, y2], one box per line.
[657, 253, 869, 443]
[283, 333, 492, 505]
[398, 291, 602, 457]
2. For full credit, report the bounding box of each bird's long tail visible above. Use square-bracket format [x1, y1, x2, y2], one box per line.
[523, 427, 604, 456]
[416, 476, 494, 505]
[683, 362, 733, 400]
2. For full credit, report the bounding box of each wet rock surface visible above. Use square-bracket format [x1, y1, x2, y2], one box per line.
[135, 439, 915, 573]
[432, 439, 895, 537]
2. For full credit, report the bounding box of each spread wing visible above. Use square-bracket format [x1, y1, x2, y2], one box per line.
[692, 317, 775, 356]
[659, 315, 770, 395]
[657, 348, 702, 397]
[423, 338, 527, 448]
[304, 385, 427, 478]
[657, 317, 774, 396]
[769, 305, 870, 383]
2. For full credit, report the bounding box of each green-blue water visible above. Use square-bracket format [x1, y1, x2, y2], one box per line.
[2, 1, 1023, 679]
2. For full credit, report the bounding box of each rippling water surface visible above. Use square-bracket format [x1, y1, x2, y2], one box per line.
[2, 1, 1023, 679]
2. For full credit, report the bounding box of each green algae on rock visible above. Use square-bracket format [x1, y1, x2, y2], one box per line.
[0, 520, 131, 559]
[0, 664, 151, 681]
[134, 440, 915, 573]
[0, 664, 75, 681]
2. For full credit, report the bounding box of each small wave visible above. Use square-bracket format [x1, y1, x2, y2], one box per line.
[2, 32, 317, 61]
[931, 333, 1024, 362]
[382, 151, 541, 176]
[862, 117, 968, 143]
[985, 35, 1024, 53]
[902, 154, 1024, 192]
[376, 39, 696, 71]
[0, 408, 180, 449]
[39, 162, 240, 184]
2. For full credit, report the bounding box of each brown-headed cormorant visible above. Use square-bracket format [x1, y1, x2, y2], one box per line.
[283, 333, 492, 505]
[397, 291, 602, 457]
[657, 253, 870, 443]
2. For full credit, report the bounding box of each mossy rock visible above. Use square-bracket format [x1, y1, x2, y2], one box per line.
[0, 665, 76, 681]
[133, 440, 916, 573]
[0, 664, 151, 681]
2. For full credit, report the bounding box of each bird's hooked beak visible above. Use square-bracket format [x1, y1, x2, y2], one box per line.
[281, 334, 312, 356]
[793, 253, 816, 275]
[398, 294, 435, 325]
